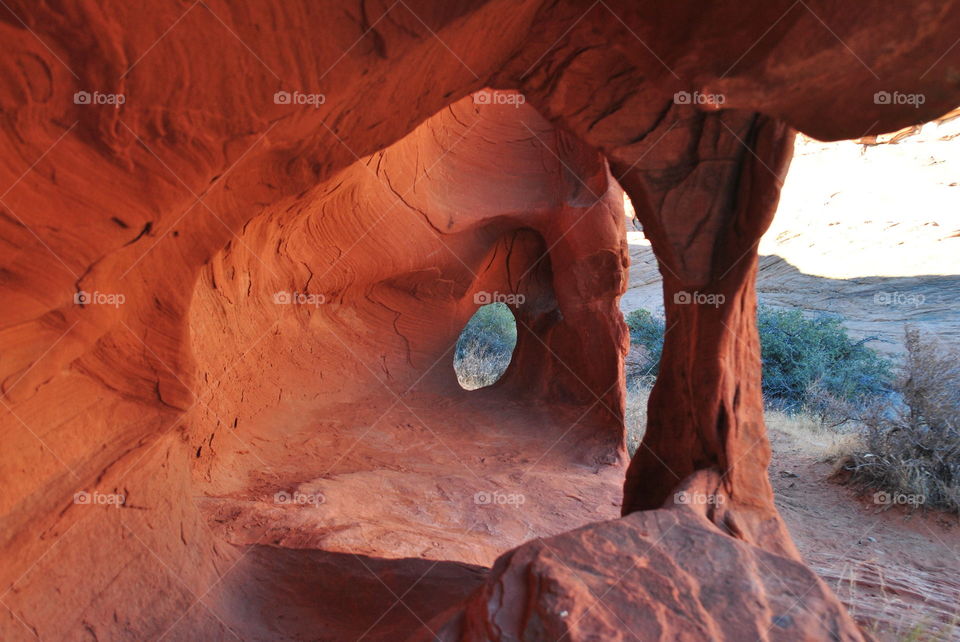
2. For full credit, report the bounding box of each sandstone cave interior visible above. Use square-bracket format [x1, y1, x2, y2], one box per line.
[1, 1, 959, 640]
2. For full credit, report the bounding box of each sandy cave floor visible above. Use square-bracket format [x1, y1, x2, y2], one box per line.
[186, 387, 627, 639]
[194, 386, 625, 559]
[186, 384, 960, 640]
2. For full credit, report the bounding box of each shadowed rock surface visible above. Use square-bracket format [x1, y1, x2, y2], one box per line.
[1, 1, 959, 639]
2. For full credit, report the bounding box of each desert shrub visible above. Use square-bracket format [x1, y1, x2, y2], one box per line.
[625, 309, 665, 378]
[454, 303, 517, 389]
[844, 328, 960, 513]
[758, 306, 892, 413]
[623, 309, 660, 454]
[623, 306, 892, 417]
[898, 327, 960, 434]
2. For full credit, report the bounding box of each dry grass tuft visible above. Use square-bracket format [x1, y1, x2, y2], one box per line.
[765, 409, 862, 461]
[842, 328, 960, 514]
[454, 340, 513, 390]
[625, 382, 651, 457]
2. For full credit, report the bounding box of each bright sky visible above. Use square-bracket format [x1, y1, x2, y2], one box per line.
[625, 117, 960, 279]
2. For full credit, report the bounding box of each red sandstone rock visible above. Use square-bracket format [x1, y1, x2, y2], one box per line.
[430, 476, 861, 641]
[1, 0, 958, 639]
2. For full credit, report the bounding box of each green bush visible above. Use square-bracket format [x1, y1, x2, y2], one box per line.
[455, 303, 516, 360]
[624, 305, 892, 414]
[454, 303, 517, 389]
[625, 309, 665, 377]
[758, 307, 891, 412]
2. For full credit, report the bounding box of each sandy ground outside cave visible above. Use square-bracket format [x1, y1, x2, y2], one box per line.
[769, 426, 960, 641]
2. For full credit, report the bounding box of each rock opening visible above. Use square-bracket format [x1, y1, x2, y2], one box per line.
[453, 302, 518, 390]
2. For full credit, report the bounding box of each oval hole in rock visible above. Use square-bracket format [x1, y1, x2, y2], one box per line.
[454, 302, 517, 390]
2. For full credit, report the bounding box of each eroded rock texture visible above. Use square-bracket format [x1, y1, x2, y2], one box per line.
[432, 475, 859, 641]
[1, 0, 958, 639]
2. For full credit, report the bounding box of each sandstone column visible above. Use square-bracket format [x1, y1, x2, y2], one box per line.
[616, 110, 796, 551]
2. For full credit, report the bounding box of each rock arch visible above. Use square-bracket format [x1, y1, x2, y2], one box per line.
[1, 1, 958, 638]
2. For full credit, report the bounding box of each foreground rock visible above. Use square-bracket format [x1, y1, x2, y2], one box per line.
[431, 473, 862, 640]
